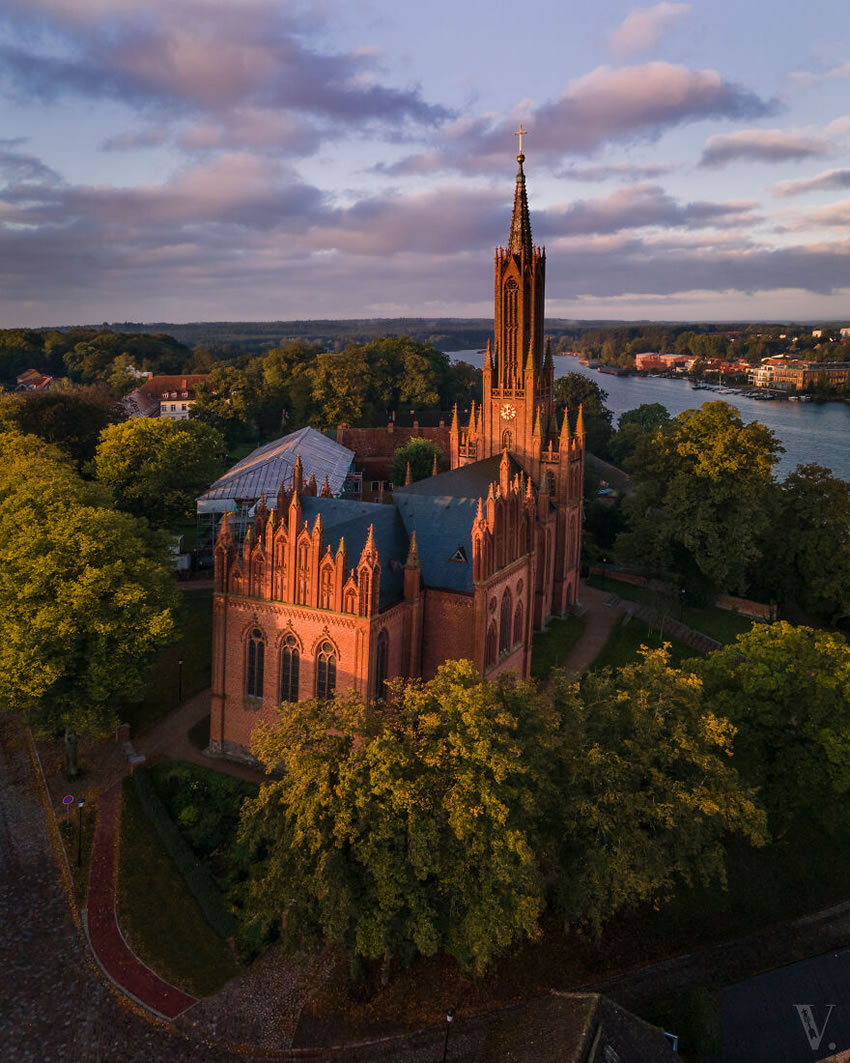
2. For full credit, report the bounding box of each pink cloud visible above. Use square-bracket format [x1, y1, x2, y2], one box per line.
[774, 168, 850, 198]
[700, 129, 831, 168]
[609, 3, 691, 56]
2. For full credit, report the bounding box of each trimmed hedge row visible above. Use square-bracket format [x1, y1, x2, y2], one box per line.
[132, 766, 237, 940]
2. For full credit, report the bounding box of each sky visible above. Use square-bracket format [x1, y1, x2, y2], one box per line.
[1, 0, 850, 327]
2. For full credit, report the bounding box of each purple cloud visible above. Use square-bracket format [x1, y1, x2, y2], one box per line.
[0, 2, 450, 154]
[0, 139, 62, 184]
[541, 184, 758, 235]
[609, 3, 691, 56]
[774, 168, 850, 197]
[558, 161, 679, 182]
[389, 63, 776, 175]
[700, 129, 831, 168]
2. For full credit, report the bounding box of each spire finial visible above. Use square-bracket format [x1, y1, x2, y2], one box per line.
[514, 124, 528, 157]
[405, 530, 420, 568]
[405, 460, 412, 486]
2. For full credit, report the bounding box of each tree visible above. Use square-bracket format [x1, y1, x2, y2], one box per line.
[95, 418, 225, 528]
[0, 386, 118, 464]
[553, 373, 614, 456]
[765, 464, 850, 623]
[190, 365, 264, 446]
[608, 403, 671, 468]
[310, 347, 370, 428]
[617, 402, 782, 598]
[238, 661, 559, 977]
[391, 438, 443, 486]
[0, 432, 177, 774]
[695, 624, 850, 831]
[551, 648, 767, 933]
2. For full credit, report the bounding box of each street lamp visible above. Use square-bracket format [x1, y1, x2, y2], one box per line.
[178, 658, 184, 704]
[442, 1008, 455, 1063]
[76, 798, 85, 868]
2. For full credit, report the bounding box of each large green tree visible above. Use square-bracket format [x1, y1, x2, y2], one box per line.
[768, 464, 850, 623]
[553, 373, 614, 456]
[552, 647, 766, 932]
[0, 386, 118, 465]
[95, 417, 225, 527]
[608, 402, 671, 468]
[391, 438, 444, 485]
[190, 365, 265, 446]
[239, 661, 559, 977]
[617, 401, 782, 598]
[695, 623, 850, 830]
[0, 432, 177, 773]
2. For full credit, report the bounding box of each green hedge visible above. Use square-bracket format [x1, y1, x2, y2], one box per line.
[132, 766, 237, 940]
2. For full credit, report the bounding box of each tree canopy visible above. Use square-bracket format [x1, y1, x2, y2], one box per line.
[238, 653, 763, 976]
[0, 386, 118, 465]
[767, 464, 850, 623]
[553, 373, 614, 456]
[95, 417, 226, 528]
[390, 438, 443, 486]
[616, 401, 782, 598]
[695, 623, 850, 831]
[0, 432, 177, 769]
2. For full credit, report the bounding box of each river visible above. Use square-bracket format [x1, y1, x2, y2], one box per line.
[447, 351, 850, 482]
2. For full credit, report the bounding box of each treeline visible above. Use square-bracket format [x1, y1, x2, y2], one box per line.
[556, 323, 850, 367]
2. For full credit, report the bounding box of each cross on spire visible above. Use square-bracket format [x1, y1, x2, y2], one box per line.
[514, 124, 528, 155]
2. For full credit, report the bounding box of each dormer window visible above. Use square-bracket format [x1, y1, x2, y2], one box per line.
[449, 546, 468, 563]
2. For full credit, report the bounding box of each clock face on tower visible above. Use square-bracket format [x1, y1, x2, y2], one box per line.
[500, 402, 517, 421]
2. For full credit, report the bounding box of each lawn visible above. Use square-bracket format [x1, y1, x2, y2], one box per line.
[531, 615, 585, 678]
[587, 574, 756, 645]
[592, 613, 691, 671]
[125, 588, 213, 734]
[116, 776, 239, 997]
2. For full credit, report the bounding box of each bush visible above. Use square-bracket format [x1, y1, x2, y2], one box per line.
[132, 766, 238, 939]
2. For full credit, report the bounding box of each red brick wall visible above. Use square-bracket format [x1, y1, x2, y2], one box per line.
[421, 590, 474, 680]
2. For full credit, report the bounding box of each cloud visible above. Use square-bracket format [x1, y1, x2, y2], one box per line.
[699, 129, 831, 168]
[101, 128, 170, 151]
[388, 63, 775, 176]
[558, 161, 678, 182]
[541, 184, 758, 236]
[0, 1, 451, 154]
[609, 3, 691, 56]
[774, 168, 850, 198]
[790, 200, 850, 229]
[0, 139, 63, 184]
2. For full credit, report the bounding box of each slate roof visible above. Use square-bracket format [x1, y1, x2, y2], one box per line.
[298, 497, 410, 610]
[198, 426, 354, 509]
[392, 454, 525, 594]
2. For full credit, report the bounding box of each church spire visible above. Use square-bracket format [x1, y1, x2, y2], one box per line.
[508, 130, 533, 258]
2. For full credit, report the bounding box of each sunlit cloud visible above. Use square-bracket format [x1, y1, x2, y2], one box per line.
[609, 2, 691, 56]
[699, 129, 831, 168]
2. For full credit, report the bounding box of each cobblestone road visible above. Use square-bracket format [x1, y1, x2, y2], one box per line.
[0, 717, 262, 1062]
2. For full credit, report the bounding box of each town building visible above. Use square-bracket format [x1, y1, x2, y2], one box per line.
[123, 372, 209, 419]
[208, 147, 584, 761]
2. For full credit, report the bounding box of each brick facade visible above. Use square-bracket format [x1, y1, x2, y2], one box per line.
[209, 151, 583, 760]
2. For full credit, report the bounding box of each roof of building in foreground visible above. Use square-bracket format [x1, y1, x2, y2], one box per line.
[197, 426, 355, 512]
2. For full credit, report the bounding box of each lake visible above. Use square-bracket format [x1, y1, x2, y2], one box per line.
[447, 351, 850, 482]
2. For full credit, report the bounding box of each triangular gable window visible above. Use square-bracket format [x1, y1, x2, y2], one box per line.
[449, 545, 468, 563]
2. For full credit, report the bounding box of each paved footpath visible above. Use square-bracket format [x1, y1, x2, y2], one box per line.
[86, 782, 198, 1020]
[561, 582, 624, 673]
[0, 716, 254, 1062]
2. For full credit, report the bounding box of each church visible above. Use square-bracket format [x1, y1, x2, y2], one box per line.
[209, 146, 584, 760]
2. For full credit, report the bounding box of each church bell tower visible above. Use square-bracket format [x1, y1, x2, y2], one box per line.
[479, 132, 553, 472]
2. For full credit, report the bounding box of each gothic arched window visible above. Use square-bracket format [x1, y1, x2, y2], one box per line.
[316, 641, 337, 699]
[513, 601, 524, 647]
[485, 622, 498, 669]
[280, 635, 300, 703]
[246, 628, 265, 698]
[499, 590, 513, 655]
[374, 630, 388, 700]
[297, 541, 309, 605]
[501, 429, 513, 451]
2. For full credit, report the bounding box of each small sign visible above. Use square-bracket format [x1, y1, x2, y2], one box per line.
[62, 794, 74, 806]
